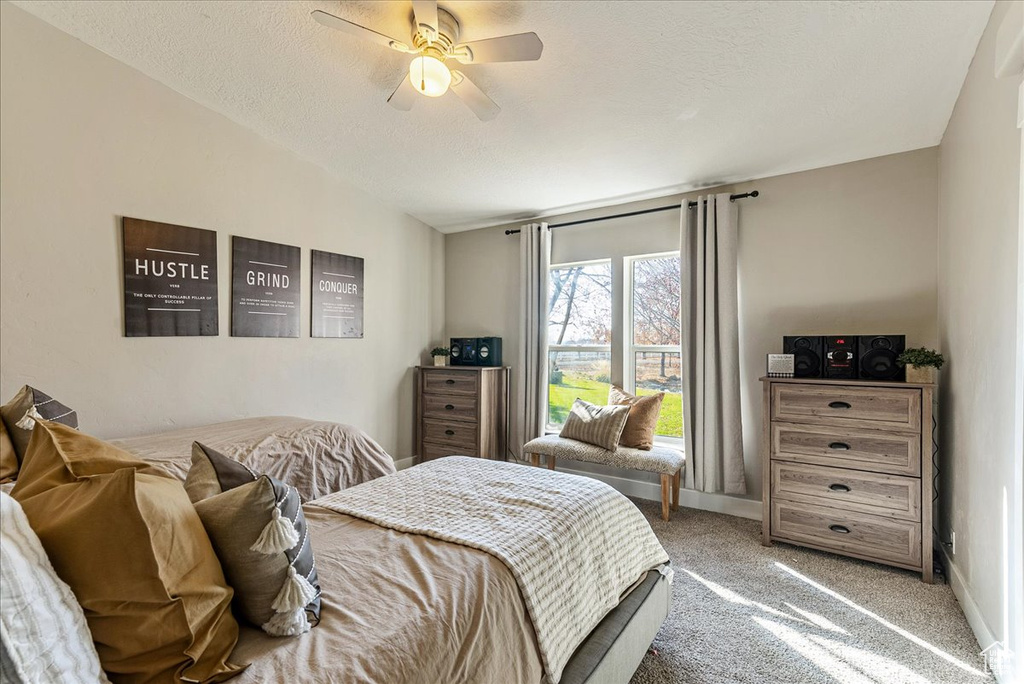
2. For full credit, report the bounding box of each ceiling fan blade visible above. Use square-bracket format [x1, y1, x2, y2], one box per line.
[387, 75, 418, 111]
[450, 71, 500, 121]
[311, 10, 412, 53]
[453, 32, 543, 64]
[411, 0, 438, 42]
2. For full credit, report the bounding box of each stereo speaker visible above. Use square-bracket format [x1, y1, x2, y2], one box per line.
[782, 336, 823, 378]
[449, 338, 477, 366]
[857, 335, 906, 381]
[823, 335, 858, 379]
[475, 337, 503, 367]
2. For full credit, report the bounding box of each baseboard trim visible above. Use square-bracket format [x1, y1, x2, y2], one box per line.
[556, 464, 762, 521]
[941, 547, 1013, 682]
[393, 456, 415, 471]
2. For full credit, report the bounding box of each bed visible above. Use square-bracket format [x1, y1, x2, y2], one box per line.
[228, 456, 673, 684]
[109, 416, 395, 501]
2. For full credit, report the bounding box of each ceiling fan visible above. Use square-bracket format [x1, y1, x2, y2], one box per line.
[312, 1, 543, 121]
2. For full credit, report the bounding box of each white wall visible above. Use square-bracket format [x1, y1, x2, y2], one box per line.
[937, 1, 1022, 678]
[0, 2, 445, 457]
[446, 147, 939, 514]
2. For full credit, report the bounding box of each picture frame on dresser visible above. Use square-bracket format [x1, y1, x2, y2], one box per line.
[415, 366, 510, 462]
[760, 376, 935, 583]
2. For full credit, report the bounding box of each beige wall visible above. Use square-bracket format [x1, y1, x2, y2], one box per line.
[446, 147, 939, 512]
[937, 0, 1022, 667]
[0, 3, 445, 456]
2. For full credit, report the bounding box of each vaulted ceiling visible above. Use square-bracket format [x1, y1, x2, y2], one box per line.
[11, 1, 994, 232]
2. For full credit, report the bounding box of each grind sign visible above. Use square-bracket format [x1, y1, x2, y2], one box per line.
[231, 236, 301, 337]
[122, 217, 218, 337]
[311, 249, 364, 338]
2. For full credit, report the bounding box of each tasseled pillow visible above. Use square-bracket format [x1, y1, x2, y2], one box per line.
[185, 442, 321, 636]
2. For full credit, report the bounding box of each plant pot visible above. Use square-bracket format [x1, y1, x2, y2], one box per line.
[432, 356, 447, 367]
[905, 364, 935, 383]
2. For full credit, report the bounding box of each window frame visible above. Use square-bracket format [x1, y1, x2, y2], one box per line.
[624, 251, 683, 447]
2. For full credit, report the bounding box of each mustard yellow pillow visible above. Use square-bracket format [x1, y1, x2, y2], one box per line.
[608, 386, 664, 450]
[11, 421, 244, 684]
[0, 420, 16, 483]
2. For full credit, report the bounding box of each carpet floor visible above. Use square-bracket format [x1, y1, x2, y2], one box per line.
[627, 501, 992, 684]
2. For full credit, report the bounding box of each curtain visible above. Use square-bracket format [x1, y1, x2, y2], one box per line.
[516, 222, 551, 456]
[680, 194, 746, 494]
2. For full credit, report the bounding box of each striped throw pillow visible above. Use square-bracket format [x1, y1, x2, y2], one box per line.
[558, 399, 630, 451]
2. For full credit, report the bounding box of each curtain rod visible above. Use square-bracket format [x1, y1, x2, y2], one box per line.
[503, 191, 759, 235]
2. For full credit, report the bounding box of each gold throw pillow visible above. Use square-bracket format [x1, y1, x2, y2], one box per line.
[11, 421, 244, 684]
[608, 385, 664, 450]
[0, 420, 16, 483]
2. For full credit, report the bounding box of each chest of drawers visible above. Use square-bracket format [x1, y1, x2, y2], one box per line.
[760, 377, 935, 583]
[416, 366, 509, 462]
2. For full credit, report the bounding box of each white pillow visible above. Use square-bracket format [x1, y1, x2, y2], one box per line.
[0, 492, 109, 684]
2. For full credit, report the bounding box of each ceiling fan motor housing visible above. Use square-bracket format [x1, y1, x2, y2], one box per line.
[412, 7, 460, 60]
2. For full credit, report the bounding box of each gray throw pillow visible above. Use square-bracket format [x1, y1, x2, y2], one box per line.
[0, 386, 78, 461]
[186, 442, 321, 637]
[558, 398, 630, 451]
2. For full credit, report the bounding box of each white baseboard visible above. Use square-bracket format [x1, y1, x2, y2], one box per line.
[556, 464, 762, 520]
[941, 547, 1015, 682]
[393, 456, 415, 471]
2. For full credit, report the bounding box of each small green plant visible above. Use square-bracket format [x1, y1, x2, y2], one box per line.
[430, 347, 450, 358]
[897, 347, 945, 369]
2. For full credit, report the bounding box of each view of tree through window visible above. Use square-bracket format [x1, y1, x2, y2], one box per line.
[630, 255, 682, 438]
[547, 261, 612, 427]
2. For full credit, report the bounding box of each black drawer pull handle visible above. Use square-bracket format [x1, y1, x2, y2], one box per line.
[828, 442, 851, 450]
[444, 429, 455, 436]
[829, 483, 851, 492]
[445, 404, 455, 410]
[445, 379, 455, 385]
[829, 524, 851, 534]
[828, 401, 852, 410]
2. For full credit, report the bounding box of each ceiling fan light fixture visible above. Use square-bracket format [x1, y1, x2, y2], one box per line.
[408, 55, 451, 97]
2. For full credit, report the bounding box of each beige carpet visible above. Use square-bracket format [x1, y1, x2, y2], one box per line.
[628, 501, 993, 684]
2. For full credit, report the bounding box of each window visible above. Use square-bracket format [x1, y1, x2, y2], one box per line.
[547, 260, 612, 429]
[627, 254, 682, 439]
[545, 252, 683, 443]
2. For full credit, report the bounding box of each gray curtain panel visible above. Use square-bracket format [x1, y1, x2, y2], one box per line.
[516, 223, 551, 456]
[680, 194, 746, 494]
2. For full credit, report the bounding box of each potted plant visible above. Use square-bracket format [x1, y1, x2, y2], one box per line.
[897, 347, 945, 383]
[430, 347, 450, 367]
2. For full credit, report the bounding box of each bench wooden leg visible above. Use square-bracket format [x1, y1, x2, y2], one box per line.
[672, 470, 680, 511]
[530, 453, 540, 467]
[547, 456, 556, 471]
[660, 474, 671, 521]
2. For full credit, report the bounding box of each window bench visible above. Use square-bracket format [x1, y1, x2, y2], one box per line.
[523, 435, 685, 521]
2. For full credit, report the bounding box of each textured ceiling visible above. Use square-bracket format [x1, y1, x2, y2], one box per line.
[10, 0, 993, 233]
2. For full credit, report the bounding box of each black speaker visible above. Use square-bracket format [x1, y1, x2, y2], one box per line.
[475, 337, 502, 367]
[449, 338, 477, 366]
[783, 336, 823, 378]
[857, 335, 906, 381]
[823, 335, 858, 379]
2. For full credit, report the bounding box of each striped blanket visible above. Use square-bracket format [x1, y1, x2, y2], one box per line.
[313, 456, 669, 684]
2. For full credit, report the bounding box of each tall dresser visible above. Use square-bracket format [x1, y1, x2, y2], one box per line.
[415, 366, 509, 462]
[760, 377, 935, 583]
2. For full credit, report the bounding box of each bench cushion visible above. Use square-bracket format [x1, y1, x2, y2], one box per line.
[524, 435, 684, 475]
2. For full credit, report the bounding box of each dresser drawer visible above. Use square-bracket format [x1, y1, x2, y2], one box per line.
[771, 499, 922, 568]
[771, 423, 921, 476]
[422, 370, 478, 395]
[771, 462, 920, 521]
[421, 442, 478, 461]
[422, 418, 478, 451]
[771, 384, 921, 432]
[422, 393, 477, 421]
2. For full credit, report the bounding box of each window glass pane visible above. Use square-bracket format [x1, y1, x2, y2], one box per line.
[632, 257, 680, 346]
[635, 351, 683, 437]
[548, 350, 612, 428]
[548, 262, 613, 346]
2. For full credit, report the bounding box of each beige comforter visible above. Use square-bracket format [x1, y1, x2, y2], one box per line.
[110, 416, 395, 501]
[230, 506, 544, 684]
